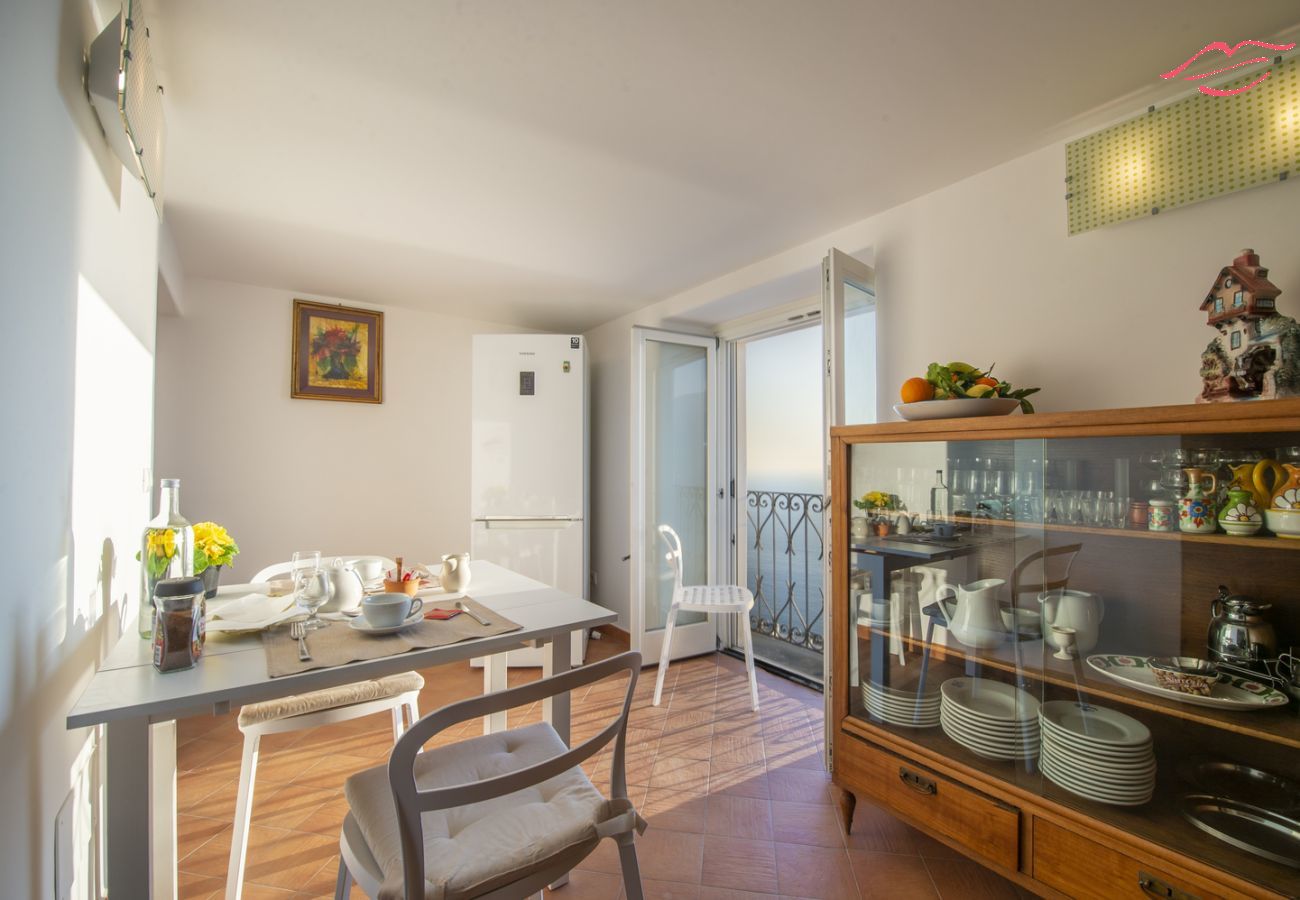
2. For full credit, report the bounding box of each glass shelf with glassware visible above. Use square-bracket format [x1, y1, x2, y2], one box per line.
[831, 402, 1300, 898]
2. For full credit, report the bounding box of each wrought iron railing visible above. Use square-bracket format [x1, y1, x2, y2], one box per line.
[746, 490, 826, 652]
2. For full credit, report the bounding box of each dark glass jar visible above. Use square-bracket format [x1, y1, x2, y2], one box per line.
[152, 576, 205, 673]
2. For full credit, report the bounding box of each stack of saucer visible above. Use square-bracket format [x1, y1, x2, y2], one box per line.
[1039, 700, 1155, 806]
[862, 678, 941, 728]
[939, 677, 1040, 760]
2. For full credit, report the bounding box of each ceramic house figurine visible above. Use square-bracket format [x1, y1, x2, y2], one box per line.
[1197, 248, 1300, 403]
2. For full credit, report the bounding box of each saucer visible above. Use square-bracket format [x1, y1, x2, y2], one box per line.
[349, 611, 423, 635]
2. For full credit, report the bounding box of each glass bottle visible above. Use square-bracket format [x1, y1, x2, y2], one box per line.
[139, 478, 194, 638]
[928, 469, 950, 525]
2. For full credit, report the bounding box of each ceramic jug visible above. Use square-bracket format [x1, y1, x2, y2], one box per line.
[1178, 467, 1218, 534]
[1218, 486, 1263, 536]
[1227, 461, 1275, 510]
[440, 553, 472, 593]
[322, 558, 364, 614]
[936, 578, 1008, 649]
[1039, 589, 1105, 654]
[1268, 463, 1300, 510]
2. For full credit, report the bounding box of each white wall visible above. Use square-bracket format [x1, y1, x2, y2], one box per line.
[154, 280, 527, 577]
[587, 127, 1300, 632]
[0, 0, 161, 897]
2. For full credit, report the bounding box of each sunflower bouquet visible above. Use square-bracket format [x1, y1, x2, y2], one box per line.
[854, 491, 896, 511]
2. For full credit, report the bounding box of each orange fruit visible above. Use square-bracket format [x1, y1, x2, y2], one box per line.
[900, 377, 935, 404]
[975, 376, 999, 388]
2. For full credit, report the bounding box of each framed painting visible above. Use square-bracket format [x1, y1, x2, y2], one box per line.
[291, 299, 383, 403]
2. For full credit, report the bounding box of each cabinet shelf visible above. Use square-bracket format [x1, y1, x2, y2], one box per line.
[942, 514, 1300, 551]
[856, 622, 1300, 750]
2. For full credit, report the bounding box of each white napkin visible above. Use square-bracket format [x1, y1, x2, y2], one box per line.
[207, 592, 299, 632]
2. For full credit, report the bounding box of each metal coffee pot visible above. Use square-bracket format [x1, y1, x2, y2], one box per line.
[1207, 585, 1277, 669]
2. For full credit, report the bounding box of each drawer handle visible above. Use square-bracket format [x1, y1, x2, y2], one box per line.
[898, 766, 937, 795]
[1138, 872, 1199, 900]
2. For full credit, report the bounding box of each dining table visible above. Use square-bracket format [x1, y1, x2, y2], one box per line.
[65, 560, 617, 899]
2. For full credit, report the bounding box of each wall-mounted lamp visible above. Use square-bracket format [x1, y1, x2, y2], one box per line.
[1066, 53, 1299, 235]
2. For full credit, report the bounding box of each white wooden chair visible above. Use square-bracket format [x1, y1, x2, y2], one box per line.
[334, 651, 647, 900]
[223, 561, 420, 899]
[652, 524, 759, 711]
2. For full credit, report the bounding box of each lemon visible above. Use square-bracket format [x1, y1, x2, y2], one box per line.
[967, 384, 995, 398]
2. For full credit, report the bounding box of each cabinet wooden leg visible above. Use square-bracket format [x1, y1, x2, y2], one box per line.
[836, 786, 857, 834]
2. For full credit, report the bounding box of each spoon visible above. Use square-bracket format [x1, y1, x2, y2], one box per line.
[456, 600, 490, 626]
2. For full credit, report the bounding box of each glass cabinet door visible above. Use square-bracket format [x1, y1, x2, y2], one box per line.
[846, 429, 1300, 894]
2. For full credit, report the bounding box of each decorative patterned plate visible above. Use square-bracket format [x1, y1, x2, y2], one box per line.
[1087, 655, 1289, 710]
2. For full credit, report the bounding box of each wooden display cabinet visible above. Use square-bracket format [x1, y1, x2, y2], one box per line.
[829, 400, 1300, 899]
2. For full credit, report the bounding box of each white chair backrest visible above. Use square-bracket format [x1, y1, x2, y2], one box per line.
[657, 524, 685, 599]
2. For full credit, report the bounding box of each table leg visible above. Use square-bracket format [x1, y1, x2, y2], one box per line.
[542, 630, 572, 745]
[151, 721, 178, 900]
[105, 717, 152, 898]
[543, 631, 573, 889]
[482, 653, 509, 734]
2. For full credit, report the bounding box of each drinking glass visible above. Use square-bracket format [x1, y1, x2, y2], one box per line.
[291, 550, 329, 630]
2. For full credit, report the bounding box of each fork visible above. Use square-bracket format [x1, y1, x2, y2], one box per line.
[291, 620, 311, 661]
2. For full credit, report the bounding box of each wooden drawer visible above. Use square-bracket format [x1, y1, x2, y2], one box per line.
[1033, 818, 1228, 900]
[837, 736, 1019, 871]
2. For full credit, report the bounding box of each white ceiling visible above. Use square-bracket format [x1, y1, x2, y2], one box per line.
[151, 1, 1300, 331]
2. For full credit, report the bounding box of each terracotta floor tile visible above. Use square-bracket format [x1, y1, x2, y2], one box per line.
[847, 849, 937, 899]
[649, 755, 710, 793]
[700, 836, 778, 894]
[643, 878, 704, 899]
[697, 888, 778, 899]
[922, 856, 1023, 899]
[250, 783, 338, 830]
[770, 801, 844, 849]
[709, 764, 770, 800]
[177, 869, 224, 899]
[766, 768, 831, 806]
[632, 827, 706, 885]
[705, 794, 773, 841]
[772, 843, 857, 900]
[842, 800, 929, 855]
[643, 787, 709, 833]
[241, 825, 339, 892]
[177, 814, 229, 860]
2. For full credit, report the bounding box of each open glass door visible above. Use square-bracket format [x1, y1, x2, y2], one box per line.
[821, 249, 877, 768]
[631, 328, 718, 664]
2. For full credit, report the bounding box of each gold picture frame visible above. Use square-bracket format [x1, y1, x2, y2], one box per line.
[290, 299, 383, 403]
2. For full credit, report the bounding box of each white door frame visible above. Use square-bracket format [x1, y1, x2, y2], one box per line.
[630, 327, 720, 664]
[821, 248, 877, 772]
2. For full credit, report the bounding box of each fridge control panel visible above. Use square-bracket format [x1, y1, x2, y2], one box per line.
[519, 371, 535, 396]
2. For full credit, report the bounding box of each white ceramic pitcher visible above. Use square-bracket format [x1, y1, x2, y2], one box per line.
[440, 552, 472, 593]
[1038, 589, 1105, 654]
[936, 578, 1008, 649]
[322, 558, 365, 614]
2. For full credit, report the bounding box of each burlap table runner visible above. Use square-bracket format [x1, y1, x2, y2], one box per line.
[261, 596, 522, 677]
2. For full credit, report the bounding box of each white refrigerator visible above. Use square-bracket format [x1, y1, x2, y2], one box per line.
[471, 333, 589, 666]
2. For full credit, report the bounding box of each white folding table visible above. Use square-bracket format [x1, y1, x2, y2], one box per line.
[66, 561, 616, 898]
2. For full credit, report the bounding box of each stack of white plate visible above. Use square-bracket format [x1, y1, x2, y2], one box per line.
[862, 679, 941, 728]
[939, 678, 1040, 760]
[1039, 700, 1155, 806]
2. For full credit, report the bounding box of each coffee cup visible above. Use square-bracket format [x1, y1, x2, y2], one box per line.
[362, 592, 423, 628]
[350, 557, 386, 583]
[932, 522, 956, 539]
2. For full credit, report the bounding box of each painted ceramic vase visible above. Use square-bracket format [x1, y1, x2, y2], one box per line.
[1218, 487, 1263, 536]
[1269, 463, 1300, 510]
[1179, 467, 1218, 533]
[1148, 499, 1174, 532]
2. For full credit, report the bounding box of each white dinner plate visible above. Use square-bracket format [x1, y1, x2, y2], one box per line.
[941, 701, 1041, 735]
[941, 713, 1039, 758]
[941, 678, 1040, 723]
[1039, 727, 1155, 764]
[864, 695, 940, 721]
[865, 692, 942, 714]
[348, 611, 424, 635]
[1040, 750, 1157, 786]
[1039, 719, 1154, 756]
[1085, 655, 1289, 710]
[893, 398, 1021, 421]
[1039, 700, 1151, 747]
[1040, 735, 1156, 773]
[1040, 750, 1155, 790]
[1040, 756, 1154, 806]
[864, 682, 943, 703]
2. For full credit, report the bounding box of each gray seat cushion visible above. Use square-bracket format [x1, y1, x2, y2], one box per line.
[344, 721, 610, 900]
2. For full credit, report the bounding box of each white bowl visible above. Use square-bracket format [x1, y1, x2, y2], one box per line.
[1000, 608, 1042, 635]
[893, 398, 1021, 421]
[1265, 508, 1300, 539]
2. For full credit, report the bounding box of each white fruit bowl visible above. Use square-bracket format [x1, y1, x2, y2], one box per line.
[894, 398, 1021, 421]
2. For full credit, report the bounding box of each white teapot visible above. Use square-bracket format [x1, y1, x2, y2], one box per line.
[936, 578, 1009, 649]
[322, 558, 365, 614]
[440, 553, 472, 593]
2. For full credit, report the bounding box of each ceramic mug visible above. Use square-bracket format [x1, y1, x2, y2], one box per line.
[350, 557, 387, 583]
[362, 592, 423, 628]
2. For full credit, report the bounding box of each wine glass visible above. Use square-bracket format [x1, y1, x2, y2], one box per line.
[291, 550, 330, 630]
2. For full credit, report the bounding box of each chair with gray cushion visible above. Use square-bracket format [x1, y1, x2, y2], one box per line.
[335, 651, 646, 900]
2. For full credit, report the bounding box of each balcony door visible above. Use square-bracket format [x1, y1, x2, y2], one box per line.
[630, 328, 719, 663]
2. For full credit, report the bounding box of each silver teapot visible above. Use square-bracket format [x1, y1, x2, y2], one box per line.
[1207, 585, 1277, 669]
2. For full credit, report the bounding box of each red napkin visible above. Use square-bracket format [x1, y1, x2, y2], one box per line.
[424, 608, 462, 620]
